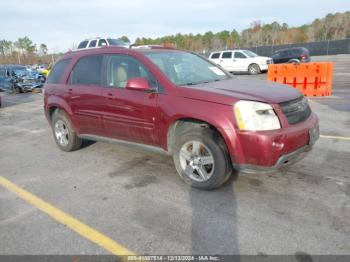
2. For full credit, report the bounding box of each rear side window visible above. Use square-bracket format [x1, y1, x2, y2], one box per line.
[78, 41, 88, 49]
[46, 59, 71, 84]
[211, 53, 220, 59]
[70, 55, 103, 85]
[222, 52, 232, 59]
[88, 40, 97, 48]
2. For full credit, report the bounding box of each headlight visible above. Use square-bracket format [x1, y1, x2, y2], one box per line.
[234, 100, 281, 131]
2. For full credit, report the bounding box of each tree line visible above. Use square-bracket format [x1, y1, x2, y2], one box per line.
[1, 11, 349, 65]
[0, 36, 56, 65]
[135, 11, 350, 51]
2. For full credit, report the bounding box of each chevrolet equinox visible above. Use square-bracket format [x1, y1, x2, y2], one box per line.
[44, 46, 319, 190]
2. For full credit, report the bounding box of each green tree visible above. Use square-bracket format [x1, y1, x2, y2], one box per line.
[15, 36, 36, 55]
[0, 40, 13, 55]
[118, 36, 130, 43]
[202, 31, 214, 49]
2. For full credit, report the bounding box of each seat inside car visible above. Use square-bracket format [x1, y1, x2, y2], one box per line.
[110, 59, 142, 88]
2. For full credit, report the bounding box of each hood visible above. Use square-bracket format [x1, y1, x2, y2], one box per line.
[178, 78, 301, 105]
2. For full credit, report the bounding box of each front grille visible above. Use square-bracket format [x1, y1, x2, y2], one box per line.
[279, 96, 311, 125]
[267, 59, 273, 64]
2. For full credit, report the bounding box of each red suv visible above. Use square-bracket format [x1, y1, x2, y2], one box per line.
[44, 46, 319, 190]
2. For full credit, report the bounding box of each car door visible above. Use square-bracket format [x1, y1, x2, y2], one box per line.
[219, 51, 234, 71]
[101, 54, 159, 146]
[0, 68, 13, 91]
[68, 54, 105, 135]
[233, 51, 249, 71]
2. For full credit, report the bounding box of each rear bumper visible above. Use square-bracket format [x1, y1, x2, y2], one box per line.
[234, 144, 312, 174]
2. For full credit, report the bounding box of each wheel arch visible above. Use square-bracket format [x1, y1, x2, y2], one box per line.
[166, 117, 234, 163]
[288, 59, 300, 64]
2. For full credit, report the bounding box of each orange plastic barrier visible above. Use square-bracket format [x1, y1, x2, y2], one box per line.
[267, 62, 333, 96]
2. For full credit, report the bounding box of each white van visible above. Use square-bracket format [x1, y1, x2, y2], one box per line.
[209, 50, 273, 74]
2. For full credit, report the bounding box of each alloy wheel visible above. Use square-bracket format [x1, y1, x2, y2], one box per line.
[179, 140, 215, 182]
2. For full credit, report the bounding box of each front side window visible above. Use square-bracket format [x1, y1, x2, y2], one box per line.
[105, 55, 157, 89]
[222, 52, 232, 59]
[234, 52, 247, 59]
[47, 59, 71, 84]
[145, 51, 231, 86]
[98, 39, 108, 47]
[70, 55, 103, 85]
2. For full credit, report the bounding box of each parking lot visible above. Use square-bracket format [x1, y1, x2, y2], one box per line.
[0, 55, 349, 257]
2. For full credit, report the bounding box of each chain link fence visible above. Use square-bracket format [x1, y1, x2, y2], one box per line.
[244, 38, 350, 57]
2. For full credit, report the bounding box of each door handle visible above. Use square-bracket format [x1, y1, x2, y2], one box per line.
[67, 88, 73, 94]
[233, 59, 236, 61]
[106, 93, 113, 100]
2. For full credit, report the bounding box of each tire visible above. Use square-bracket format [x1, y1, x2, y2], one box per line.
[51, 110, 82, 152]
[288, 59, 300, 64]
[173, 127, 232, 190]
[248, 63, 261, 75]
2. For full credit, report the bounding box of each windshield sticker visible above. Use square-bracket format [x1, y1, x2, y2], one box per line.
[208, 66, 225, 76]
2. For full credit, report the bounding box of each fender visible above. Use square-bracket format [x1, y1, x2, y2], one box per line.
[157, 96, 243, 164]
[47, 96, 73, 118]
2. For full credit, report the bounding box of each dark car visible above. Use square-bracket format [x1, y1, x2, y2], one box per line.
[44, 46, 319, 190]
[271, 47, 311, 64]
[0, 65, 45, 93]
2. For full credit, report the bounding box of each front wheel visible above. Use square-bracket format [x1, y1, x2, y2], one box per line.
[248, 64, 261, 75]
[173, 128, 232, 190]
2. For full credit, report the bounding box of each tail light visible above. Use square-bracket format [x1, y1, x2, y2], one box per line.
[300, 53, 307, 61]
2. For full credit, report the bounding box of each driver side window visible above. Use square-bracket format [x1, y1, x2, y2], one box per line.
[105, 55, 157, 89]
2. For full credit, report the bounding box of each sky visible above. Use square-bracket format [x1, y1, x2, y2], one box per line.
[1, 0, 349, 53]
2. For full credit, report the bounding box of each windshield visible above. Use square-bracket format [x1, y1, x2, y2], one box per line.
[144, 51, 231, 86]
[107, 38, 128, 46]
[13, 68, 28, 76]
[243, 50, 258, 58]
[12, 68, 38, 77]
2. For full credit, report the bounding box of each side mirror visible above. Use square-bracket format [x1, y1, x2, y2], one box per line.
[126, 77, 153, 92]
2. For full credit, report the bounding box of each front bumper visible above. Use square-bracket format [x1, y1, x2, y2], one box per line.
[17, 83, 43, 91]
[259, 64, 269, 71]
[228, 113, 319, 173]
[234, 144, 312, 174]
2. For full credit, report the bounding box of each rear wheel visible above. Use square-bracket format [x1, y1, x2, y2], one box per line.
[52, 110, 82, 152]
[248, 63, 261, 75]
[288, 59, 300, 64]
[173, 127, 232, 190]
